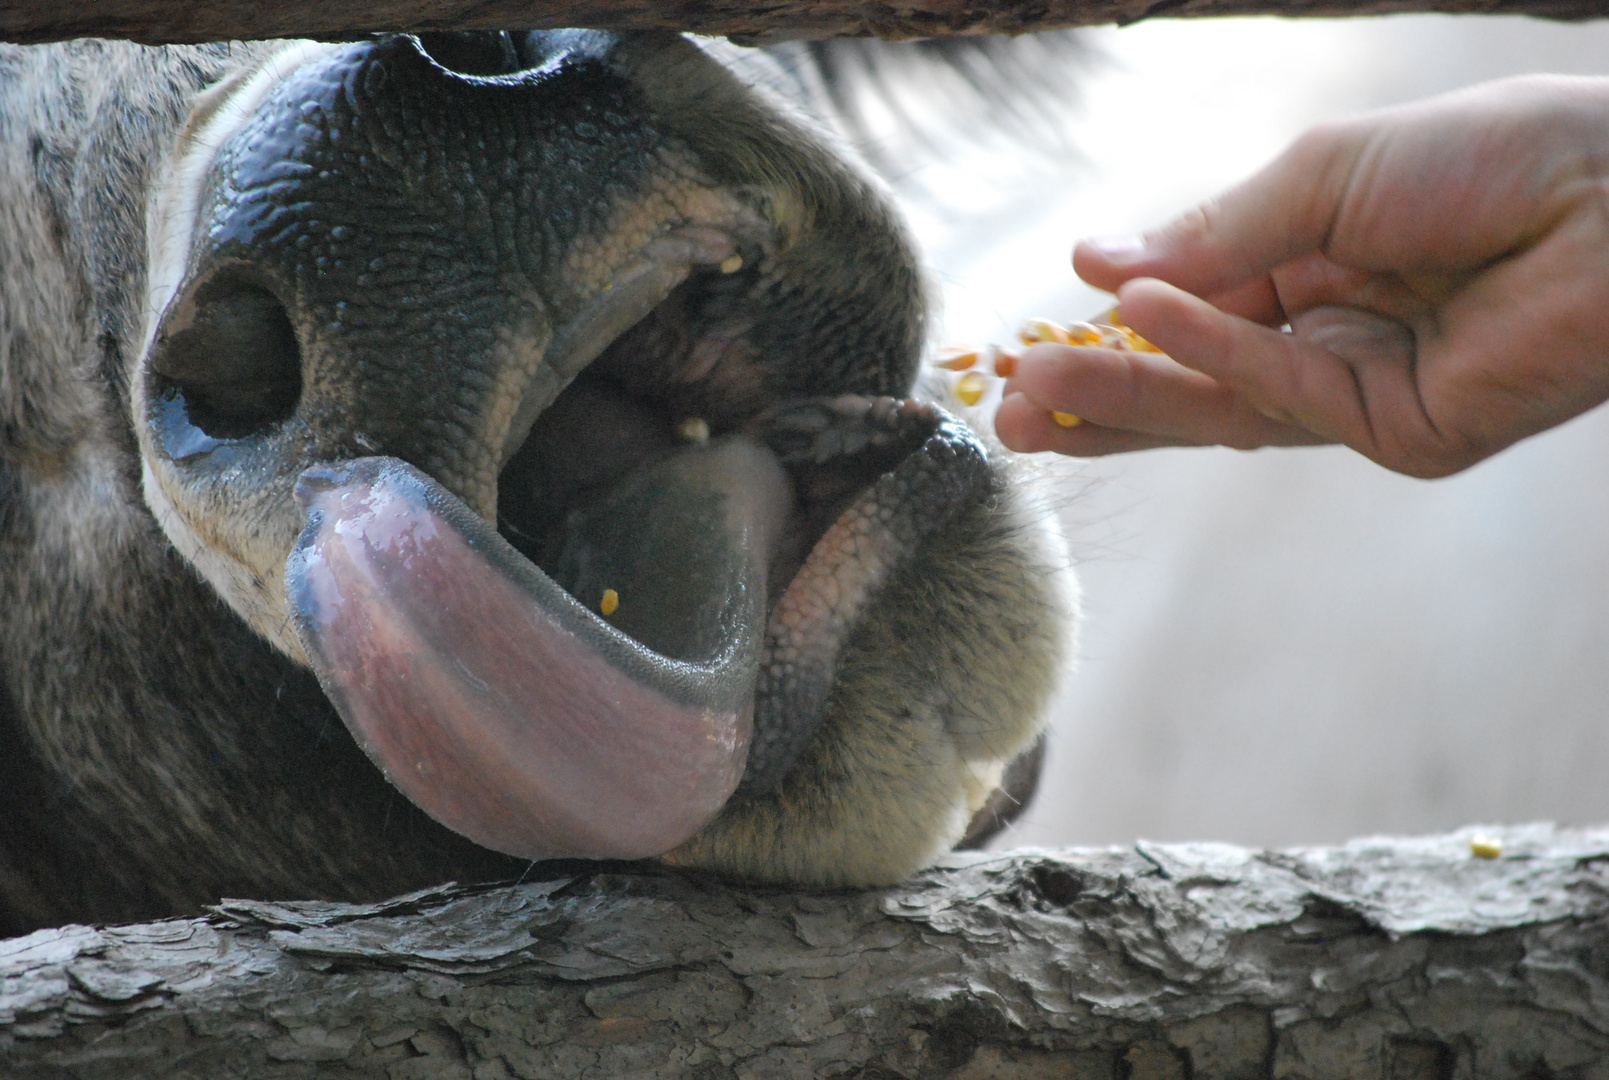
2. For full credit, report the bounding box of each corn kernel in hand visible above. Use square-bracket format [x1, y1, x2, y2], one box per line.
[1019, 317, 1071, 347]
[955, 371, 987, 407]
[1064, 321, 1106, 346]
[990, 345, 1020, 378]
[936, 306, 1169, 419]
[935, 346, 980, 371]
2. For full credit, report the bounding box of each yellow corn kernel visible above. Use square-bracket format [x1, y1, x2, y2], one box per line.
[1108, 325, 1162, 353]
[719, 254, 744, 274]
[934, 345, 980, 371]
[676, 417, 711, 445]
[955, 371, 987, 407]
[1469, 835, 1502, 859]
[990, 345, 1020, 378]
[1083, 307, 1163, 353]
[1019, 317, 1070, 347]
[600, 589, 619, 617]
[1064, 321, 1105, 347]
[1052, 411, 1081, 428]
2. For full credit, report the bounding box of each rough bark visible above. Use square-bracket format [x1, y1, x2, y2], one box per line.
[3, 824, 1609, 1078]
[0, 0, 1603, 46]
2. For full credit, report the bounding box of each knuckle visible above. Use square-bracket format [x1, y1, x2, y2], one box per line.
[1386, 432, 1482, 479]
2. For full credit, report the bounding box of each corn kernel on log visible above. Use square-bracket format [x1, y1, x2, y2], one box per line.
[600, 589, 619, 617]
[1052, 412, 1081, 428]
[955, 371, 988, 407]
[1470, 835, 1503, 859]
[719, 254, 744, 274]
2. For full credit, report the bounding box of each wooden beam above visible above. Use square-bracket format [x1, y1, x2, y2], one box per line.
[0, 0, 1603, 47]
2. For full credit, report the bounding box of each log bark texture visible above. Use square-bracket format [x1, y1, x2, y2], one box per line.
[3, 824, 1609, 1078]
[0, 0, 1604, 46]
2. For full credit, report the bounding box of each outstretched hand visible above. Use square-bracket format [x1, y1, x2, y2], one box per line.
[995, 75, 1609, 478]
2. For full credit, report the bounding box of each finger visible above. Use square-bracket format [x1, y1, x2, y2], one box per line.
[1200, 275, 1286, 327]
[1410, 197, 1609, 461]
[1282, 305, 1462, 472]
[994, 393, 1187, 456]
[999, 342, 1323, 451]
[1269, 251, 1451, 324]
[1117, 278, 1447, 472]
[1073, 121, 1365, 297]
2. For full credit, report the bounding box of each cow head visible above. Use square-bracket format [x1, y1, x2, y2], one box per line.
[2, 31, 1071, 916]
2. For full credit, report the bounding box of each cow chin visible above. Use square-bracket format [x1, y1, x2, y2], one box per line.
[129, 31, 1073, 886]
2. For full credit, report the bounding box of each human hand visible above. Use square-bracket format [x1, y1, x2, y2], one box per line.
[994, 75, 1609, 477]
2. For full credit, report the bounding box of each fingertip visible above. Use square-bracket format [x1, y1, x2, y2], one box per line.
[1112, 278, 1214, 347]
[1073, 235, 1158, 291]
[1007, 343, 1109, 409]
[994, 392, 1042, 452]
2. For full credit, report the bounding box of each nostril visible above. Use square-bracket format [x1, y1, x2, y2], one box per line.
[414, 31, 526, 77]
[149, 274, 302, 443]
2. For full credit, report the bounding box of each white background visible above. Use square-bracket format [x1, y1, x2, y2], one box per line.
[901, 15, 1609, 849]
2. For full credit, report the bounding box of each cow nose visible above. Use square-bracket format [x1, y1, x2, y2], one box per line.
[414, 31, 526, 76]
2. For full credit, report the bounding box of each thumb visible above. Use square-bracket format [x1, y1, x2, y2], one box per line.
[1074, 121, 1367, 298]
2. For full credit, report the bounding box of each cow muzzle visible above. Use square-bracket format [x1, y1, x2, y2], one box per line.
[134, 31, 987, 861]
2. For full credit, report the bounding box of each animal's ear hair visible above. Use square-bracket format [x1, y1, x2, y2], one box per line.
[764, 32, 1088, 173]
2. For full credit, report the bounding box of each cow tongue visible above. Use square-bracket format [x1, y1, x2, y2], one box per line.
[284, 437, 790, 861]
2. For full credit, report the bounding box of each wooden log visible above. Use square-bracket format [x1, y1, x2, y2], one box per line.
[3, 823, 1608, 1078]
[0, 0, 1604, 47]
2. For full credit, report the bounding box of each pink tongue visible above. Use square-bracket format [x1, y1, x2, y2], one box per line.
[284, 445, 784, 861]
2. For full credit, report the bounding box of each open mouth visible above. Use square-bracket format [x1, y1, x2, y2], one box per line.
[135, 31, 1000, 867]
[281, 252, 994, 863]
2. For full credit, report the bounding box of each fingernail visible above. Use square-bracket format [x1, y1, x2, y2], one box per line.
[1080, 235, 1148, 263]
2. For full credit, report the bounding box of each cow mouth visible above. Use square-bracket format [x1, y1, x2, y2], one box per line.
[280, 250, 994, 865]
[137, 30, 991, 866]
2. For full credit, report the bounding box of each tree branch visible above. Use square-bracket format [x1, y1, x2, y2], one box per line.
[0, 0, 1603, 47]
[3, 824, 1607, 1077]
